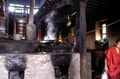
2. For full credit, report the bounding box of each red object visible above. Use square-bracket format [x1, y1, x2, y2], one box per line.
[105, 46, 120, 78]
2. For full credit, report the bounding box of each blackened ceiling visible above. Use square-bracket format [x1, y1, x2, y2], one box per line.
[87, 0, 120, 31]
[8, 0, 120, 32]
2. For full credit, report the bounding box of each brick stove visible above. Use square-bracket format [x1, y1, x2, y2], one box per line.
[0, 40, 80, 79]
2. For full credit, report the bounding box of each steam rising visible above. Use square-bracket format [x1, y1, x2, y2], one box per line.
[44, 11, 56, 40]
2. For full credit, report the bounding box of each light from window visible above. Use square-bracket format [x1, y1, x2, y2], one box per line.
[8, 6, 15, 12]
[102, 23, 107, 40]
[8, 3, 39, 15]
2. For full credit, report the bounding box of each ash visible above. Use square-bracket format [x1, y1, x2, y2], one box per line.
[9, 71, 21, 79]
[55, 66, 68, 79]
[5, 55, 26, 71]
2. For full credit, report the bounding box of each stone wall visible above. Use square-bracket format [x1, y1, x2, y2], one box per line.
[24, 54, 55, 79]
[68, 53, 80, 79]
[0, 55, 8, 79]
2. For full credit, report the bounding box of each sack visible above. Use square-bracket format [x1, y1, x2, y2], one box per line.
[101, 71, 108, 79]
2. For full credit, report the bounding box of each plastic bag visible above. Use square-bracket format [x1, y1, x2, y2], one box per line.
[101, 71, 108, 79]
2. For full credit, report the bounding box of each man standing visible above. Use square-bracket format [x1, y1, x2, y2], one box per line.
[104, 39, 120, 79]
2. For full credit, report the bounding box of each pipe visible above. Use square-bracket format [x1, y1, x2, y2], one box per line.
[26, 0, 36, 40]
[29, 0, 35, 24]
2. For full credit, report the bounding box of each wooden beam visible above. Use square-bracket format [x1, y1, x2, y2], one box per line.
[75, 0, 91, 79]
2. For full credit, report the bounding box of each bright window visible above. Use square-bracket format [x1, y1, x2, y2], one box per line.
[8, 3, 39, 15]
[102, 23, 107, 40]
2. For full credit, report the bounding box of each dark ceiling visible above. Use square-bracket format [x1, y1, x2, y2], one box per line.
[8, 0, 120, 32]
[87, 0, 120, 31]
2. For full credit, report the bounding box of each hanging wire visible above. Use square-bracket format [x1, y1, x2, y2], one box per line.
[106, 19, 120, 27]
[56, 10, 120, 34]
[56, 11, 76, 22]
[87, 19, 120, 34]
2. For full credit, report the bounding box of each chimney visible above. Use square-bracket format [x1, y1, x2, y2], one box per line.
[26, 0, 36, 40]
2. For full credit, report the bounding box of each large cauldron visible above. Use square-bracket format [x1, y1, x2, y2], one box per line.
[38, 40, 73, 53]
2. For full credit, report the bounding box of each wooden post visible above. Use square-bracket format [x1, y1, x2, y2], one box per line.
[86, 52, 92, 79]
[5, 0, 9, 37]
[75, 0, 89, 79]
[29, 0, 35, 24]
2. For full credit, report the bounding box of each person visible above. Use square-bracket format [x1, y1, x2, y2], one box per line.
[104, 39, 120, 79]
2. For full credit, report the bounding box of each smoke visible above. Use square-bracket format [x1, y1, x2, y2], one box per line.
[39, 0, 46, 8]
[44, 11, 56, 40]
